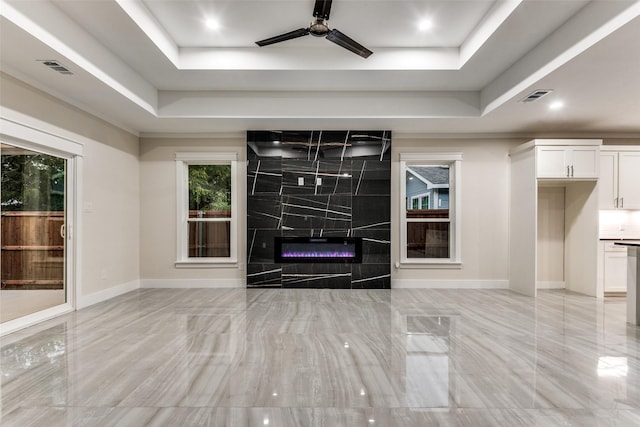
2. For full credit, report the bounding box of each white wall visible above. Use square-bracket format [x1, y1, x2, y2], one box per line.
[139, 137, 246, 286]
[0, 73, 140, 305]
[391, 138, 522, 288]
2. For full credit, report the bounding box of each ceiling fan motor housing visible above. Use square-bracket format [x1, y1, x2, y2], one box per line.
[309, 19, 330, 37]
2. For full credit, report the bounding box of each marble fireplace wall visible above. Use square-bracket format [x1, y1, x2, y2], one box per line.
[247, 131, 391, 289]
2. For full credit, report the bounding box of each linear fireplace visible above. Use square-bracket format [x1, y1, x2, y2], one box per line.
[274, 237, 362, 263]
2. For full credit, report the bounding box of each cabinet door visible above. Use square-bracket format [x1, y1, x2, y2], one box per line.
[570, 147, 599, 178]
[603, 251, 627, 292]
[618, 152, 640, 209]
[536, 147, 569, 178]
[598, 152, 618, 209]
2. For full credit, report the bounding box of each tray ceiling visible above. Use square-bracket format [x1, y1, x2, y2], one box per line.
[1, 0, 639, 136]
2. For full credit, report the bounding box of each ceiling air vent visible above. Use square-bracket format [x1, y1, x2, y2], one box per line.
[38, 60, 73, 75]
[519, 89, 552, 103]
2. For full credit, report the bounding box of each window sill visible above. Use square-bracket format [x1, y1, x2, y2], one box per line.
[398, 260, 462, 269]
[175, 259, 238, 269]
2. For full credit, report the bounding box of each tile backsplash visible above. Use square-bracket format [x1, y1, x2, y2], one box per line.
[599, 210, 640, 239]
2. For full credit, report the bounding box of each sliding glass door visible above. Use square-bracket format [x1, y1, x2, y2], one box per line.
[1, 144, 68, 323]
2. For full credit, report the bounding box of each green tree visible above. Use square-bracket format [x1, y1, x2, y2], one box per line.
[1, 154, 65, 211]
[188, 164, 231, 211]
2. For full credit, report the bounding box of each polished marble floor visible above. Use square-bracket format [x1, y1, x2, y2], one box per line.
[1, 288, 640, 426]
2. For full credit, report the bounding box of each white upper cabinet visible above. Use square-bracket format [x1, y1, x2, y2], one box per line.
[601, 148, 640, 209]
[536, 146, 568, 178]
[536, 143, 599, 179]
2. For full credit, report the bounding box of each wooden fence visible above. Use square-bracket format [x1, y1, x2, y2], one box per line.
[406, 209, 450, 259]
[188, 210, 231, 258]
[1, 211, 64, 289]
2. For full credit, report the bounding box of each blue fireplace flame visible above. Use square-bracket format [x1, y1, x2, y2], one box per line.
[281, 251, 356, 258]
[274, 237, 362, 263]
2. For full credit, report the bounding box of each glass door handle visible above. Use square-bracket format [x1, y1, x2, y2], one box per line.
[60, 224, 65, 239]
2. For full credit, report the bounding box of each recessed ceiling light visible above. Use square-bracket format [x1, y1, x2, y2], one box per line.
[205, 17, 220, 30]
[549, 100, 565, 110]
[418, 18, 433, 32]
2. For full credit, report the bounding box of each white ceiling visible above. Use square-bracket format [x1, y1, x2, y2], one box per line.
[141, 0, 495, 48]
[0, 0, 639, 137]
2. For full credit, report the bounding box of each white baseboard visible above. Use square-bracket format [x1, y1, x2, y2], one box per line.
[536, 281, 566, 289]
[392, 279, 509, 289]
[77, 279, 140, 309]
[140, 278, 245, 288]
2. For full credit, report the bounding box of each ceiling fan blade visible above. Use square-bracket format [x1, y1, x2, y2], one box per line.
[313, 0, 333, 20]
[256, 28, 310, 46]
[326, 29, 373, 58]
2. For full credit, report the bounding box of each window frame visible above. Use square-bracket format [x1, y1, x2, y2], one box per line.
[175, 152, 238, 267]
[400, 153, 462, 266]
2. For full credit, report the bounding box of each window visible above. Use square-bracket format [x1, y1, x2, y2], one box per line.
[410, 194, 430, 210]
[176, 152, 237, 265]
[400, 153, 461, 265]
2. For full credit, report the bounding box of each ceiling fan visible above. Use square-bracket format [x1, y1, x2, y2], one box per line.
[255, 0, 373, 58]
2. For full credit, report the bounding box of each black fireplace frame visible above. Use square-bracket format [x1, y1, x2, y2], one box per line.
[274, 237, 363, 264]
